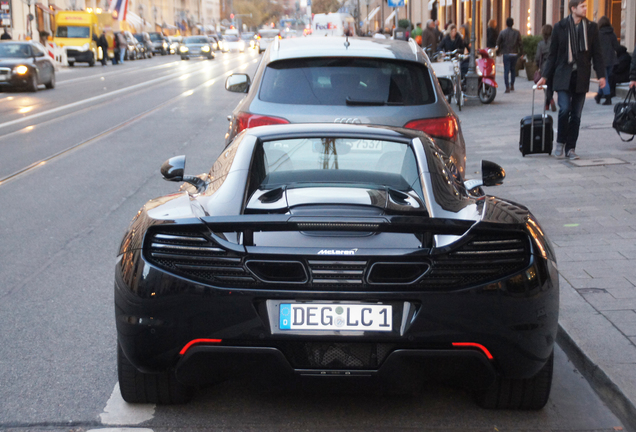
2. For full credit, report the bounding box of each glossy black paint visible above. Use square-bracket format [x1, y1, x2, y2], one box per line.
[160, 155, 186, 181]
[0, 41, 55, 90]
[115, 124, 559, 392]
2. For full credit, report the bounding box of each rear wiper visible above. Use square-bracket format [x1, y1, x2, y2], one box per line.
[345, 97, 404, 106]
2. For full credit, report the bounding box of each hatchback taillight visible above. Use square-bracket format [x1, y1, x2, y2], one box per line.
[404, 116, 458, 141]
[235, 113, 290, 134]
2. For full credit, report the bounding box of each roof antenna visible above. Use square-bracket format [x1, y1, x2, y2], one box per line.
[344, 34, 350, 49]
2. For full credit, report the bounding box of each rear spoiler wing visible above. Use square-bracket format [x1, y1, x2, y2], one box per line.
[197, 215, 523, 249]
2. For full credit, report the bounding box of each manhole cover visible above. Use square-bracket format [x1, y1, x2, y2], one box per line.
[568, 157, 628, 167]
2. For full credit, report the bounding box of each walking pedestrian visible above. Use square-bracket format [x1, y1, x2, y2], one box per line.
[496, 17, 522, 93]
[537, 0, 605, 160]
[434, 20, 443, 44]
[594, 16, 619, 105]
[610, 46, 631, 97]
[98, 32, 109, 66]
[116, 32, 127, 64]
[412, 23, 423, 47]
[536, 24, 557, 111]
[1, 28, 11, 40]
[486, 20, 498, 48]
[422, 20, 438, 54]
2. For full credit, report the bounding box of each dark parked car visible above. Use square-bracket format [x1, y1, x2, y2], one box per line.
[178, 36, 215, 60]
[148, 32, 169, 55]
[115, 123, 559, 409]
[224, 37, 467, 177]
[0, 41, 55, 91]
[133, 32, 154, 57]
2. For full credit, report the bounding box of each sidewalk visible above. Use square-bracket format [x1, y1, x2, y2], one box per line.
[455, 74, 636, 430]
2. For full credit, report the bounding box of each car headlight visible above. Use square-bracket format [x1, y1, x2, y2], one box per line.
[163, 42, 167, 48]
[14, 65, 28, 75]
[202, 45, 210, 52]
[179, 46, 188, 52]
[82, 42, 90, 51]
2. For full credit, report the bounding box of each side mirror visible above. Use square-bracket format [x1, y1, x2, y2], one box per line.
[35, 51, 45, 57]
[160, 155, 186, 182]
[438, 77, 453, 96]
[225, 73, 251, 93]
[482, 160, 505, 186]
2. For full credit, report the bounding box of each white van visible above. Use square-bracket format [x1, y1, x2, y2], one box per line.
[311, 13, 355, 37]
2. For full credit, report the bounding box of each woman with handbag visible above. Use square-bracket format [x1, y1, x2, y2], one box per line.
[535, 25, 556, 111]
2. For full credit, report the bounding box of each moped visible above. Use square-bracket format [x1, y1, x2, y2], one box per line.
[476, 48, 498, 104]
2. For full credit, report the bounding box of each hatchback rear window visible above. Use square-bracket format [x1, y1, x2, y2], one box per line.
[259, 58, 435, 106]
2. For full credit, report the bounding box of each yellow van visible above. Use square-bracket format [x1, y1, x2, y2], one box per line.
[54, 11, 98, 66]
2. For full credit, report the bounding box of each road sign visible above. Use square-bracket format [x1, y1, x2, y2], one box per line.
[387, 0, 404, 7]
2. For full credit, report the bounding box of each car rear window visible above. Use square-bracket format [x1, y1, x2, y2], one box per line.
[259, 58, 435, 106]
[184, 37, 208, 44]
[256, 138, 421, 193]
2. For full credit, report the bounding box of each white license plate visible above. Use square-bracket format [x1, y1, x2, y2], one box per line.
[279, 303, 392, 331]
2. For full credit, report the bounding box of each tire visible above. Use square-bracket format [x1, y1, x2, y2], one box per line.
[88, 53, 95, 67]
[475, 351, 553, 410]
[180, 56, 187, 61]
[26, 73, 38, 92]
[68, 60, 75, 67]
[117, 343, 193, 404]
[478, 83, 497, 104]
[45, 71, 55, 89]
[207, 55, 214, 60]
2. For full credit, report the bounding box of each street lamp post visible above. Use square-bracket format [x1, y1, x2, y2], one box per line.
[464, 0, 479, 97]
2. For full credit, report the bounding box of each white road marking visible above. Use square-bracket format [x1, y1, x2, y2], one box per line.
[88, 429, 154, 432]
[99, 383, 155, 426]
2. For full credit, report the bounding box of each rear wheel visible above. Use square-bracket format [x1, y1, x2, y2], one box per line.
[475, 351, 553, 410]
[478, 83, 497, 104]
[117, 343, 193, 404]
[88, 52, 95, 67]
[45, 71, 55, 89]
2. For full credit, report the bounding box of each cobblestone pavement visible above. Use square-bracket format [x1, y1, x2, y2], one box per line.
[455, 74, 636, 429]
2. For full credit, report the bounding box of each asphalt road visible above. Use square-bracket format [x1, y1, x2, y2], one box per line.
[0, 51, 627, 431]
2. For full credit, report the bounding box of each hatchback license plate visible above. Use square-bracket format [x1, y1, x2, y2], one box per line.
[279, 303, 392, 332]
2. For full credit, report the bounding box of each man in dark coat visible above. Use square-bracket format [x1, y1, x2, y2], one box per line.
[421, 20, 438, 53]
[537, 0, 605, 160]
[98, 32, 109, 66]
[496, 17, 522, 93]
[1, 28, 11, 40]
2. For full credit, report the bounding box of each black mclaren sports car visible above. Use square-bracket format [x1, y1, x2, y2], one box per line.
[115, 124, 559, 409]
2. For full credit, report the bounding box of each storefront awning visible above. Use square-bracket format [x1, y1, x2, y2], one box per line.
[126, 11, 144, 29]
[428, 0, 436, 10]
[365, 6, 380, 22]
[385, 10, 396, 25]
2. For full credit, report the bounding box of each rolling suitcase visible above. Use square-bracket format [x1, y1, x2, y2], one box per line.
[519, 85, 554, 156]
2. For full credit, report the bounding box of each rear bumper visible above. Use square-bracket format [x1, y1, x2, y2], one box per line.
[175, 345, 496, 390]
[115, 252, 559, 384]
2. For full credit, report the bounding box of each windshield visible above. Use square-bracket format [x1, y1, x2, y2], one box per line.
[241, 33, 254, 40]
[256, 138, 420, 192]
[55, 26, 90, 38]
[149, 33, 162, 41]
[184, 37, 208, 44]
[224, 35, 239, 42]
[260, 58, 435, 106]
[133, 34, 144, 42]
[259, 30, 280, 39]
[0, 43, 31, 58]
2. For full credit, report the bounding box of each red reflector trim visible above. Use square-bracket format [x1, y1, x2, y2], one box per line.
[179, 339, 222, 355]
[404, 116, 458, 140]
[452, 342, 494, 360]
[236, 112, 290, 134]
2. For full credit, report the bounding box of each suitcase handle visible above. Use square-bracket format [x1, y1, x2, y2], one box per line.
[530, 86, 548, 152]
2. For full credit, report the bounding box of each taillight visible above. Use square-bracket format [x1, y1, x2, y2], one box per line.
[404, 116, 458, 141]
[235, 112, 290, 134]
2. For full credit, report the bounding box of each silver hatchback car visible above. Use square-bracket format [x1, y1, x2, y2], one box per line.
[225, 37, 466, 175]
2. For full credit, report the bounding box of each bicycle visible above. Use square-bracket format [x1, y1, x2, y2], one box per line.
[431, 50, 466, 111]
